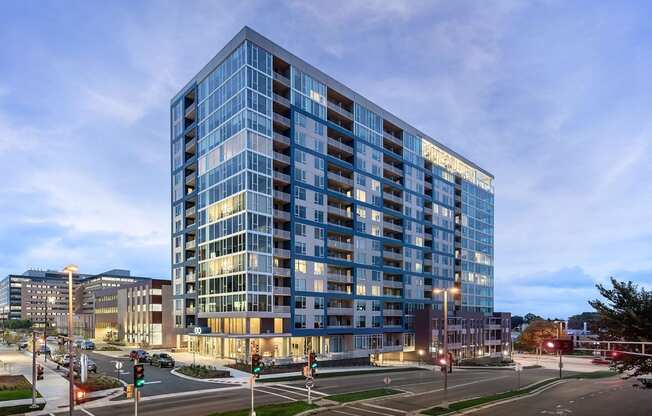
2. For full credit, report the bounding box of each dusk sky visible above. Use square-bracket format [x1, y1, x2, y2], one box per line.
[1, 0, 651, 319]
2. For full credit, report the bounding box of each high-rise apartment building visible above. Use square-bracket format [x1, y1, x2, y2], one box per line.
[171, 27, 494, 360]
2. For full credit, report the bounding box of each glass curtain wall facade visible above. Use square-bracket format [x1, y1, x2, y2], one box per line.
[171, 27, 495, 358]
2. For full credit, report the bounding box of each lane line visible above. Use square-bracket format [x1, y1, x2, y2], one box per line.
[144, 381, 162, 385]
[79, 408, 95, 416]
[254, 387, 299, 401]
[271, 383, 328, 396]
[410, 375, 512, 397]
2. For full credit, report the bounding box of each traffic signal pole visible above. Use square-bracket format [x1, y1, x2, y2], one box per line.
[250, 376, 255, 416]
[134, 359, 138, 416]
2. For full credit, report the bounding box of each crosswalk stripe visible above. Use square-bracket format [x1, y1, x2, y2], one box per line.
[271, 383, 328, 396]
[254, 386, 298, 401]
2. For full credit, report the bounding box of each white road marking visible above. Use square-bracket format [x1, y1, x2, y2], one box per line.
[358, 402, 406, 414]
[258, 384, 307, 397]
[254, 386, 298, 401]
[272, 383, 328, 396]
[144, 381, 162, 385]
[79, 408, 95, 416]
[413, 375, 511, 396]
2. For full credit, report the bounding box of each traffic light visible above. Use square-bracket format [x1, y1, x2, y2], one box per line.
[251, 353, 264, 377]
[134, 364, 145, 388]
[309, 352, 318, 370]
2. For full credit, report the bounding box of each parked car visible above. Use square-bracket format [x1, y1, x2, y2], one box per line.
[591, 357, 611, 365]
[17, 342, 28, 351]
[150, 353, 175, 368]
[81, 341, 95, 350]
[46, 336, 58, 342]
[637, 374, 652, 388]
[38, 345, 51, 355]
[129, 349, 150, 362]
[74, 339, 84, 349]
[61, 354, 73, 367]
[73, 358, 97, 373]
[52, 353, 66, 365]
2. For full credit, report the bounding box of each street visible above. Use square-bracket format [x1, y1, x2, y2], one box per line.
[48, 367, 564, 416]
[472, 376, 652, 416]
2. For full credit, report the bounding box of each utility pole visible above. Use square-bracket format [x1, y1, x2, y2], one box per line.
[63, 264, 78, 416]
[443, 289, 449, 408]
[30, 331, 38, 409]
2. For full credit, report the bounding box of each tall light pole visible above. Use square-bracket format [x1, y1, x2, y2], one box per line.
[44, 296, 55, 363]
[433, 287, 459, 409]
[63, 264, 78, 416]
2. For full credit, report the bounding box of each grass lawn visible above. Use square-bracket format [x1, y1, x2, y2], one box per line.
[0, 403, 45, 416]
[0, 375, 39, 402]
[207, 401, 316, 416]
[327, 388, 402, 403]
[565, 370, 615, 379]
[259, 367, 425, 383]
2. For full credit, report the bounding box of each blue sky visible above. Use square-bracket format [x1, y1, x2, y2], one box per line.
[1, 0, 651, 318]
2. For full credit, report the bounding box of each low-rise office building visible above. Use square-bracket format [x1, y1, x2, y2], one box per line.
[94, 279, 174, 347]
[413, 309, 511, 361]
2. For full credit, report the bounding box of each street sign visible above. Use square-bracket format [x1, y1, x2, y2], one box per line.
[305, 378, 314, 389]
[115, 361, 123, 370]
[383, 376, 392, 385]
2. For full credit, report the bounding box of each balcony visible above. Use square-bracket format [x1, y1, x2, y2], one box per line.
[273, 286, 291, 296]
[383, 193, 402, 205]
[327, 307, 354, 315]
[273, 171, 291, 184]
[273, 190, 291, 203]
[274, 305, 291, 314]
[383, 280, 403, 289]
[328, 171, 354, 187]
[185, 307, 196, 315]
[384, 163, 403, 177]
[273, 71, 290, 87]
[383, 221, 402, 233]
[273, 152, 290, 165]
[274, 248, 291, 258]
[383, 250, 403, 261]
[383, 130, 402, 147]
[273, 228, 291, 240]
[185, 240, 196, 250]
[327, 100, 354, 120]
[273, 93, 290, 108]
[273, 132, 290, 147]
[327, 137, 354, 155]
[383, 309, 403, 316]
[274, 209, 291, 221]
[185, 273, 196, 283]
[327, 205, 352, 219]
[327, 273, 353, 284]
[274, 267, 291, 277]
[328, 239, 353, 252]
[273, 113, 291, 128]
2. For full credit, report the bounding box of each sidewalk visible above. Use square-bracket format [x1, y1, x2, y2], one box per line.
[0, 346, 70, 411]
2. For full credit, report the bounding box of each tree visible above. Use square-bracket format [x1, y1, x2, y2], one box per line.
[589, 277, 652, 375]
[511, 315, 524, 330]
[524, 313, 543, 324]
[567, 312, 601, 332]
[515, 320, 558, 352]
[4, 319, 32, 330]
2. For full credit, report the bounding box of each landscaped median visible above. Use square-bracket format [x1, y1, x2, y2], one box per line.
[207, 401, 317, 416]
[0, 375, 44, 416]
[422, 370, 617, 415]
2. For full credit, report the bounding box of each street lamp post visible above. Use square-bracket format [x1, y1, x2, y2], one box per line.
[63, 265, 78, 416]
[44, 296, 55, 363]
[433, 287, 459, 409]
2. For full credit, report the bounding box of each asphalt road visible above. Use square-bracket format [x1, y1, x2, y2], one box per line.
[472, 376, 652, 416]
[84, 350, 238, 396]
[50, 367, 564, 416]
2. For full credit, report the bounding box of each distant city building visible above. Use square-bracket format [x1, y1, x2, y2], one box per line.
[0, 269, 164, 339]
[171, 26, 496, 360]
[415, 309, 511, 360]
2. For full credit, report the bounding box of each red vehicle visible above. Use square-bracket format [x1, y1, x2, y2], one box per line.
[591, 357, 610, 365]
